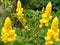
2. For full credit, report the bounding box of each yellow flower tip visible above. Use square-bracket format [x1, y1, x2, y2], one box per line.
[4, 17, 11, 24]
[53, 17, 58, 23]
[16, 0, 24, 20]
[4, 17, 12, 30]
[46, 2, 52, 12]
[51, 17, 59, 30]
[41, 7, 44, 13]
[45, 2, 52, 18]
[17, 0, 21, 7]
[5, 17, 11, 23]
[17, 0, 21, 3]
[24, 25, 28, 29]
[16, 0, 23, 13]
[39, 25, 42, 28]
[47, 2, 52, 7]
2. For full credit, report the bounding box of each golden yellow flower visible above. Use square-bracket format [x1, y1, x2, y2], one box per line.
[42, 2, 52, 20]
[42, 13, 47, 19]
[45, 2, 52, 16]
[1, 17, 17, 43]
[39, 19, 48, 28]
[45, 36, 51, 41]
[54, 33, 59, 42]
[47, 29, 54, 36]
[17, 12, 24, 20]
[45, 17, 59, 45]
[39, 2, 52, 28]
[47, 16, 52, 21]
[16, 0, 24, 20]
[16, 0, 23, 12]
[45, 40, 53, 45]
[41, 7, 44, 13]
[39, 24, 43, 28]
[51, 17, 59, 31]
[4, 17, 12, 30]
[24, 25, 28, 30]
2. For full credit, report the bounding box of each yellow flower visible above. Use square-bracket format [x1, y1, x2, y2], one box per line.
[17, 12, 24, 20]
[1, 17, 17, 43]
[47, 29, 54, 36]
[45, 17, 59, 45]
[45, 29, 54, 45]
[54, 33, 59, 42]
[41, 7, 44, 13]
[39, 19, 48, 28]
[42, 13, 47, 19]
[16, 0, 24, 20]
[51, 17, 59, 31]
[47, 15, 52, 21]
[4, 17, 12, 30]
[39, 24, 43, 28]
[16, 0, 23, 12]
[45, 36, 51, 41]
[39, 2, 52, 28]
[42, 2, 52, 20]
[24, 25, 28, 29]
[45, 2, 52, 16]
[45, 40, 53, 45]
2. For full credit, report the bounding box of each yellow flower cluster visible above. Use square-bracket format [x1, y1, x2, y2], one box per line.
[39, 2, 52, 28]
[45, 17, 59, 45]
[16, 0, 24, 20]
[1, 17, 17, 43]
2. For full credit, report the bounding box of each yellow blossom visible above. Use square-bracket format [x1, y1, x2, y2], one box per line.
[42, 2, 52, 20]
[45, 17, 59, 45]
[45, 40, 53, 45]
[45, 2, 52, 16]
[39, 19, 48, 28]
[16, 0, 23, 12]
[41, 7, 44, 13]
[39, 2, 52, 28]
[1, 17, 17, 43]
[39, 24, 43, 28]
[45, 2, 52, 20]
[16, 0, 24, 20]
[45, 36, 52, 41]
[4, 17, 12, 30]
[42, 13, 47, 19]
[54, 33, 59, 42]
[24, 25, 28, 30]
[51, 17, 59, 31]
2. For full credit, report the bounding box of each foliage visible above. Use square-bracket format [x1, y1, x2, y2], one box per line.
[0, 0, 60, 45]
[21, 0, 60, 12]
